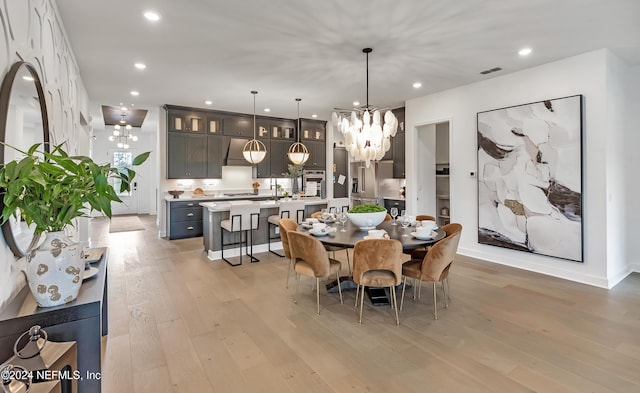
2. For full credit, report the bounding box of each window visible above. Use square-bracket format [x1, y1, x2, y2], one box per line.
[112, 151, 133, 197]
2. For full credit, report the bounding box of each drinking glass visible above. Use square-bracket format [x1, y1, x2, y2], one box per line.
[390, 207, 398, 225]
[338, 212, 347, 232]
[400, 214, 411, 234]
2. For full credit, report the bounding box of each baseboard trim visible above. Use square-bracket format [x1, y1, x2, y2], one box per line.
[457, 246, 610, 288]
[207, 241, 283, 261]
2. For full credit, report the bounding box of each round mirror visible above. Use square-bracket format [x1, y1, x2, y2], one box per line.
[0, 61, 50, 257]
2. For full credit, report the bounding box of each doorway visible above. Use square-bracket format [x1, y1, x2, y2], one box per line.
[333, 146, 348, 198]
[109, 149, 139, 215]
[415, 121, 450, 225]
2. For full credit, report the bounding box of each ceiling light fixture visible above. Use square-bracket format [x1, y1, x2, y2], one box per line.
[333, 48, 398, 167]
[242, 91, 267, 164]
[263, 108, 271, 112]
[288, 98, 310, 165]
[143, 11, 160, 21]
[134, 63, 146, 70]
[311, 114, 318, 118]
[205, 100, 213, 105]
[413, 82, 422, 88]
[353, 101, 360, 106]
[130, 91, 139, 96]
[108, 111, 138, 149]
[519, 47, 532, 56]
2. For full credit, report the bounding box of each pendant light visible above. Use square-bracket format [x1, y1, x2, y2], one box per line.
[243, 90, 267, 164]
[332, 48, 398, 168]
[287, 98, 310, 165]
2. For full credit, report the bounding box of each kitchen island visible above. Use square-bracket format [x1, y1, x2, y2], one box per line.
[200, 199, 328, 260]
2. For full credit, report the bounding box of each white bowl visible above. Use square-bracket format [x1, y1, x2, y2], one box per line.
[346, 211, 387, 229]
[367, 229, 385, 239]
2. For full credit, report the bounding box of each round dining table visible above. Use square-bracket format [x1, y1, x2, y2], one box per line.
[296, 219, 446, 249]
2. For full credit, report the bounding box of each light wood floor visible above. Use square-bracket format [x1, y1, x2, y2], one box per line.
[95, 215, 640, 392]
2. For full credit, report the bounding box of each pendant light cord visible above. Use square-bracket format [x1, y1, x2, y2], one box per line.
[363, 47, 372, 110]
[252, 90, 258, 139]
[296, 98, 301, 142]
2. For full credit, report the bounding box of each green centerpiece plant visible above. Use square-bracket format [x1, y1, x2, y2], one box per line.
[346, 204, 388, 229]
[0, 142, 150, 307]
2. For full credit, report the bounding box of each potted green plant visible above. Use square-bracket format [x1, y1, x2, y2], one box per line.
[0, 142, 150, 307]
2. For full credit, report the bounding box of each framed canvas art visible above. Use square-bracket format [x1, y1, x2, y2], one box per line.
[477, 95, 583, 262]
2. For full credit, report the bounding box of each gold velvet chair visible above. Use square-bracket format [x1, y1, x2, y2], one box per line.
[287, 231, 343, 314]
[403, 215, 438, 258]
[309, 211, 351, 275]
[267, 200, 306, 257]
[400, 223, 462, 319]
[310, 211, 322, 219]
[352, 238, 403, 325]
[278, 218, 299, 288]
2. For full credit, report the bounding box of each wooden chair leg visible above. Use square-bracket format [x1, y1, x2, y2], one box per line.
[285, 258, 292, 289]
[293, 272, 300, 304]
[345, 249, 351, 276]
[442, 281, 448, 308]
[336, 272, 343, 304]
[355, 284, 360, 307]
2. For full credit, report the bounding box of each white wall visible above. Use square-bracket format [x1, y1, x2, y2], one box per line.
[406, 49, 633, 288]
[0, 0, 89, 308]
[91, 126, 157, 215]
[627, 66, 640, 272]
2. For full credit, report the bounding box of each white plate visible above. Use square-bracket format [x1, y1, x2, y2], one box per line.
[300, 223, 313, 229]
[411, 231, 435, 240]
[83, 267, 99, 281]
[308, 230, 329, 237]
[363, 235, 386, 240]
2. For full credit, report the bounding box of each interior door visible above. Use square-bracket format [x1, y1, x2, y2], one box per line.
[108, 149, 139, 215]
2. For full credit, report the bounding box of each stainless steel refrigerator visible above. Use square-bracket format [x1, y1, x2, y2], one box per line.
[350, 161, 393, 206]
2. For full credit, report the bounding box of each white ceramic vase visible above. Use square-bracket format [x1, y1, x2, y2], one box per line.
[25, 231, 84, 307]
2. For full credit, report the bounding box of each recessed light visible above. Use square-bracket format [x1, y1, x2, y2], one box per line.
[143, 11, 160, 21]
[130, 91, 140, 96]
[22, 76, 34, 81]
[353, 101, 360, 106]
[134, 63, 146, 70]
[312, 114, 318, 118]
[121, 106, 128, 111]
[518, 47, 532, 56]
[263, 108, 271, 112]
[205, 100, 213, 105]
[412, 82, 422, 89]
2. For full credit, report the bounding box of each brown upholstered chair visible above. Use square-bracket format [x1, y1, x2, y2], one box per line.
[287, 231, 343, 314]
[352, 239, 403, 324]
[278, 218, 299, 288]
[400, 223, 462, 319]
[384, 213, 392, 221]
[309, 211, 352, 275]
[403, 214, 438, 257]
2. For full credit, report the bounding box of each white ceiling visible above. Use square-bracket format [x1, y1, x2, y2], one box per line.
[55, 0, 640, 131]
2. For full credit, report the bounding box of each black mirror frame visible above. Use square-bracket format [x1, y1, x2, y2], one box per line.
[0, 61, 51, 258]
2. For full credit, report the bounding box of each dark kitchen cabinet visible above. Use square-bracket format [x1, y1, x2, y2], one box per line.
[392, 131, 405, 178]
[169, 110, 205, 133]
[207, 135, 223, 178]
[306, 141, 326, 169]
[269, 140, 290, 177]
[168, 132, 207, 178]
[223, 114, 254, 137]
[255, 140, 271, 178]
[300, 119, 326, 142]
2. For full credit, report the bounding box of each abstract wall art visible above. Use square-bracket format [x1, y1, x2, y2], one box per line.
[477, 95, 583, 262]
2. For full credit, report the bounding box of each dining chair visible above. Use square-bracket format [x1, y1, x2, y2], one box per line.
[220, 203, 261, 266]
[278, 218, 299, 288]
[287, 231, 343, 314]
[400, 223, 462, 319]
[267, 200, 305, 257]
[309, 210, 352, 275]
[327, 198, 350, 214]
[403, 214, 438, 258]
[352, 238, 403, 325]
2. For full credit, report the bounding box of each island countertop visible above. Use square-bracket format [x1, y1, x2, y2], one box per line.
[200, 198, 328, 212]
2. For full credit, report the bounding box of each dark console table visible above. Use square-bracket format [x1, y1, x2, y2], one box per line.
[0, 247, 108, 392]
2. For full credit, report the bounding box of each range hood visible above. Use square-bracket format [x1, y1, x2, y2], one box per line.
[224, 138, 250, 166]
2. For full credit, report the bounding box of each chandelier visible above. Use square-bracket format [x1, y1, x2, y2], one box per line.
[108, 111, 138, 149]
[243, 90, 267, 164]
[287, 98, 309, 165]
[332, 48, 398, 168]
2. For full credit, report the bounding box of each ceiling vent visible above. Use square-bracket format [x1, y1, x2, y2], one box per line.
[480, 67, 502, 75]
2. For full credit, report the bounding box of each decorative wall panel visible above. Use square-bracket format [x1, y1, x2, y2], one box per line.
[477, 95, 583, 262]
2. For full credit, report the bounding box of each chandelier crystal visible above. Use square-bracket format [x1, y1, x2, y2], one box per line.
[332, 48, 398, 168]
[243, 91, 267, 164]
[287, 98, 309, 165]
[108, 111, 138, 149]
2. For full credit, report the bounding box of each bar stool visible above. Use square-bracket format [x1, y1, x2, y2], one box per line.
[267, 200, 305, 257]
[221, 203, 261, 266]
[327, 197, 350, 214]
